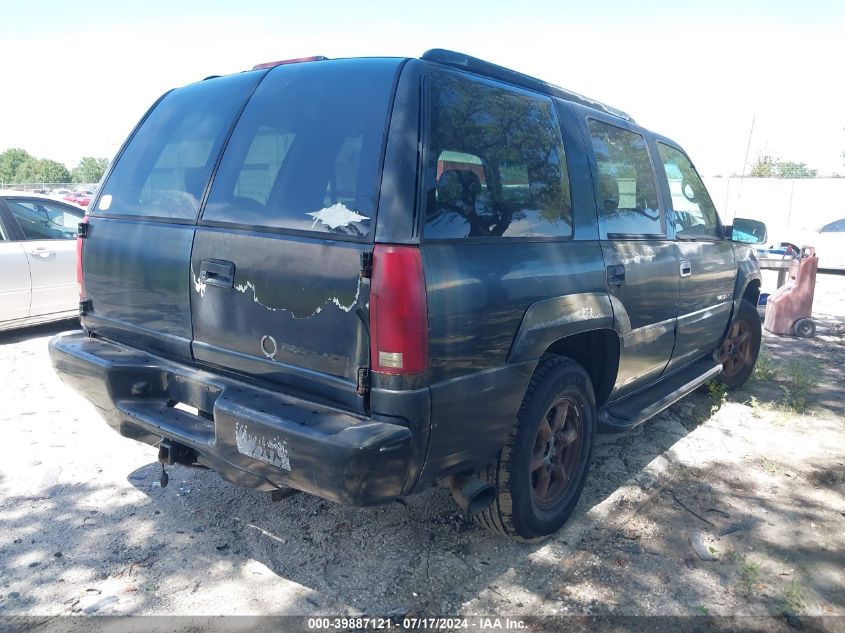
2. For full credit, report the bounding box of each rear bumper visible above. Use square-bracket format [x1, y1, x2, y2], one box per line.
[49, 331, 412, 505]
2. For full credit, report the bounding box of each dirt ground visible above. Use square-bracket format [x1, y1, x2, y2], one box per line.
[0, 271, 843, 627]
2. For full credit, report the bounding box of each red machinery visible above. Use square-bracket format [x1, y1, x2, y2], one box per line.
[764, 246, 819, 337]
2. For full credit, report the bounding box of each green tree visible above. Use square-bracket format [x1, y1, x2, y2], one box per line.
[748, 154, 777, 177]
[776, 161, 817, 178]
[748, 153, 817, 178]
[14, 158, 71, 184]
[71, 157, 109, 184]
[0, 148, 34, 183]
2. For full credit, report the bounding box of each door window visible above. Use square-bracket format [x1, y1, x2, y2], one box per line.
[657, 143, 721, 240]
[424, 68, 572, 239]
[588, 120, 663, 237]
[6, 200, 82, 240]
[202, 58, 400, 237]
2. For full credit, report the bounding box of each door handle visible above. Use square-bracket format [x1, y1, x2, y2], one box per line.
[680, 261, 692, 277]
[606, 264, 625, 286]
[199, 258, 235, 289]
[29, 247, 55, 258]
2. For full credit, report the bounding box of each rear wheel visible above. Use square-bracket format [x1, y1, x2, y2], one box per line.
[718, 299, 762, 389]
[476, 357, 596, 542]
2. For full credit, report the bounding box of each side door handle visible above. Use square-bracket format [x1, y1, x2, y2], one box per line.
[28, 246, 55, 258]
[199, 258, 235, 289]
[680, 261, 692, 278]
[606, 264, 625, 286]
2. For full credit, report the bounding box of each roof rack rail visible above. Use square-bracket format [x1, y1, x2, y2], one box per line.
[420, 49, 634, 123]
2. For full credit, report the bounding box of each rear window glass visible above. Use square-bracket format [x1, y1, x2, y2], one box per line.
[97, 71, 263, 220]
[423, 67, 572, 240]
[202, 59, 400, 237]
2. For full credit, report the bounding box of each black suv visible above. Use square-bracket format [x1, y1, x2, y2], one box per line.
[50, 50, 766, 541]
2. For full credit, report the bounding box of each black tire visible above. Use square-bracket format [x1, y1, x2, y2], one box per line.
[718, 299, 762, 389]
[793, 318, 815, 338]
[476, 357, 596, 542]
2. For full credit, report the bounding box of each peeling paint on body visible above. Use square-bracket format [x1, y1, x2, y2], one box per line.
[192, 266, 207, 297]
[189, 268, 362, 318]
[235, 423, 291, 471]
[232, 277, 362, 318]
[307, 203, 369, 229]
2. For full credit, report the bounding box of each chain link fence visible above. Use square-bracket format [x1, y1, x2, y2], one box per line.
[0, 182, 98, 194]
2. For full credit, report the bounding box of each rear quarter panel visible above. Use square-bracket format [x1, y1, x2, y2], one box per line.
[419, 240, 607, 481]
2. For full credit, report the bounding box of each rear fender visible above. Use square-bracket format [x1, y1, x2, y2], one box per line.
[507, 292, 627, 364]
[415, 293, 627, 490]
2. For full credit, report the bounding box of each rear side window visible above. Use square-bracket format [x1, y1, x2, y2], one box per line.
[97, 71, 263, 220]
[202, 59, 401, 237]
[657, 143, 720, 240]
[424, 67, 572, 240]
[588, 120, 663, 237]
[6, 199, 82, 240]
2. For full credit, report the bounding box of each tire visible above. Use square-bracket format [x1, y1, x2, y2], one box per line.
[793, 318, 815, 338]
[476, 357, 596, 542]
[718, 299, 762, 389]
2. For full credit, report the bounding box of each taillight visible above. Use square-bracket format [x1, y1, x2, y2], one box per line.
[76, 215, 89, 298]
[370, 245, 428, 375]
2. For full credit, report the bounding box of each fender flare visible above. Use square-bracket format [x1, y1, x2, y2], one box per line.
[730, 257, 762, 321]
[507, 292, 628, 364]
[734, 257, 762, 303]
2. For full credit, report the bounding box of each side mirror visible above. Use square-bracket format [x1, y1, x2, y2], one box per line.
[729, 218, 767, 244]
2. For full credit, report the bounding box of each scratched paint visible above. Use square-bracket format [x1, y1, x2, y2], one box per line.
[235, 423, 291, 471]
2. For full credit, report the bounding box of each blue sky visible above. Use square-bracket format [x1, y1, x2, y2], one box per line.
[1, 0, 843, 176]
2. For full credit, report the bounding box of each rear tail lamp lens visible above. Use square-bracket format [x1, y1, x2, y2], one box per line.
[369, 245, 428, 375]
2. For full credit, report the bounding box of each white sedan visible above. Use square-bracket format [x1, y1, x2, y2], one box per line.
[0, 191, 84, 331]
[812, 217, 845, 271]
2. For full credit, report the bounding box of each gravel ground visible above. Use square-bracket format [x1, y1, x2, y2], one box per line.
[0, 272, 842, 623]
